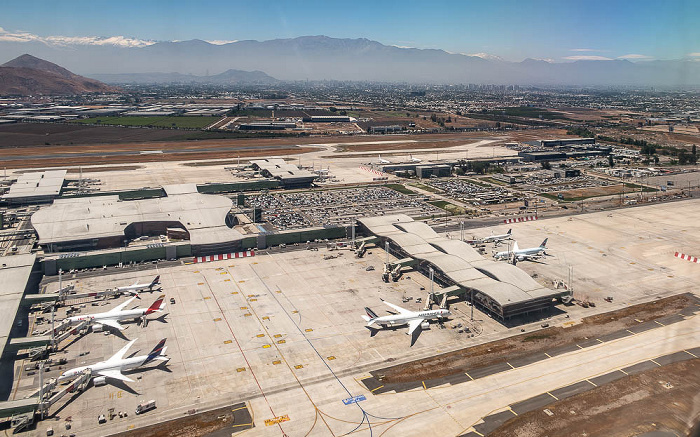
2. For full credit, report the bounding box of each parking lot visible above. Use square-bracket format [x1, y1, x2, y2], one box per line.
[245, 187, 444, 229]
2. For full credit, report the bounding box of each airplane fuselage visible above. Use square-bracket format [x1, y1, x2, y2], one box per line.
[372, 309, 449, 327]
[60, 355, 159, 380]
[66, 308, 146, 326]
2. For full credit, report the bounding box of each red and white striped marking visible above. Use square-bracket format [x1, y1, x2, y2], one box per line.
[194, 250, 255, 263]
[675, 252, 700, 264]
[504, 215, 538, 224]
[359, 165, 386, 176]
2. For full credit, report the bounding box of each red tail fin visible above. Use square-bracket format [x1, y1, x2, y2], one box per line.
[145, 295, 165, 315]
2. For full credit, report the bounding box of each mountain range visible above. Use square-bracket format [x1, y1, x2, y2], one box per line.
[91, 69, 278, 85]
[0, 36, 698, 86]
[0, 54, 117, 95]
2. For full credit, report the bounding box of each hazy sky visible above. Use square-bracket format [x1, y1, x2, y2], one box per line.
[2, 0, 699, 61]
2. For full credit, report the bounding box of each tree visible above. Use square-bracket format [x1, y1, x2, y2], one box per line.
[541, 161, 552, 170]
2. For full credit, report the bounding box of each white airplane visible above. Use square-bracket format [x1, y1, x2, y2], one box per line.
[65, 295, 166, 331]
[479, 229, 512, 244]
[361, 300, 450, 335]
[409, 154, 422, 163]
[377, 154, 391, 164]
[494, 238, 549, 262]
[59, 338, 169, 383]
[116, 275, 161, 294]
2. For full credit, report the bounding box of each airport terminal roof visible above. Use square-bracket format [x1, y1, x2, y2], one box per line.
[250, 158, 317, 181]
[0, 253, 36, 357]
[31, 187, 243, 247]
[1, 169, 66, 201]
[359, 215, 560, 310]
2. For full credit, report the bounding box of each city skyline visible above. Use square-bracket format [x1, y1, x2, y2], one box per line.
[1, 0, 699, 63]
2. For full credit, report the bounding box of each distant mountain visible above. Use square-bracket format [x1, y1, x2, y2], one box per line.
[92, 68, 278, 85]
[0, 54, 117, 95]
[0, 38, 698, 86]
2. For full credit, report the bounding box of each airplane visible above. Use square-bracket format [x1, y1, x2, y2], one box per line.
[361, 300, 450, 336]
[377, 154, 391, 164]
[409, 154, 422, 163]
[59, 338, 169, 383]
[493, 238, 549, 262]
[116, 275, 161, 295]
[65, 295, 166, 331]
[479, 229, 512, 244]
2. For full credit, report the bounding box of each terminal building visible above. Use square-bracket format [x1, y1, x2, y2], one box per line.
[31, 184, 245, 255]
[1, 170, 67, 205]
[358, 215, 566, 321]
[250, 158, 318, 188]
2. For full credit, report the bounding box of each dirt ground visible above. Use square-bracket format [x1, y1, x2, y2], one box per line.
[554, 184, 630, 201]
[110, 403, 252, 437]
[378, 294, 694, 383]
[490, 359, 700, 437]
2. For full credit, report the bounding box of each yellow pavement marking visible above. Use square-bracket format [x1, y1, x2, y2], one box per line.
[236, 368, 246, 372]
[250, 298, 258, 302]
[650, 359, 661, 366]
[204, 296, 211, 300]
[508, 407, 518, 416]
[224, 340, 232, 344]
[654, 320, 664, 326]
[213, 318, 222, 322]
[576, 344, 583, 349]
[272, 360, 281, 365]
[507, 362, 515, 369]
[370, 385, 384, 393]
[327, 356, 336, 360]
[422, 381, 426, 389]
[587, 379, 597, 387]
[305, 328, 313, 332]
[626, 329, 636, 335]
[547, 392, 559, 401]
[262, 344, 271, 349]
[256, 334, 265, 338]
[244, 313, 252, 317]
[294, 365, 303, 369]
[686, 350, 698, 358]
[596, 339, 604, 343]
[273, 334, 282, 338]
[262, 316, 270, 320]
[620, 368, 628, 375]
[277, 340, 286, 344]
[231, 405, 248, 413]
[197, 282, 204, 285]
[544, 352, 552, 358]
[240, 306, 248, 310]
[465, 373, 473, 381]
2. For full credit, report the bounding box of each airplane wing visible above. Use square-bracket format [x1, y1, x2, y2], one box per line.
[97, 369, 134, 383]
[106, 339, 137, 363]
[382, 300, 412, 315]
[99, 319, 125, 331]
[408, 319, 422, 335]
[110, 296, 138, 313]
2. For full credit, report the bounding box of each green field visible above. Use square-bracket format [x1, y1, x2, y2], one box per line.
[73, 116, 217, 129]
[385, 184, 416, 195]
[429, 200, 467, 215]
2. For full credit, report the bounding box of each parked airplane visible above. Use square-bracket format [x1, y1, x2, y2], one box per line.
[59, 338, 169, 383]
[65, 295, 166, 330]
[361, 300, 450, 335]
[493, 238, 549, 262]
[409, 154, 421, 163]
[479, 229, 512, 244]
[377, 154, 391, 164]
[116, 275, 161, 294]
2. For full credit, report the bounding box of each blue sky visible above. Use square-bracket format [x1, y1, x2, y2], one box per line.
[1, 0, 699, 61]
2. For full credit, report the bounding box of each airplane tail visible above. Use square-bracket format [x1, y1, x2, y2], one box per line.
[145, 295, 166, 315]
[507, 229, 512, 235]
[362, 307, 378, 325]
[144, 339, 168, 364]
[149, 275, 161, 289]
[512, 241, 519, 252]
[540, 238, 548, 248]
